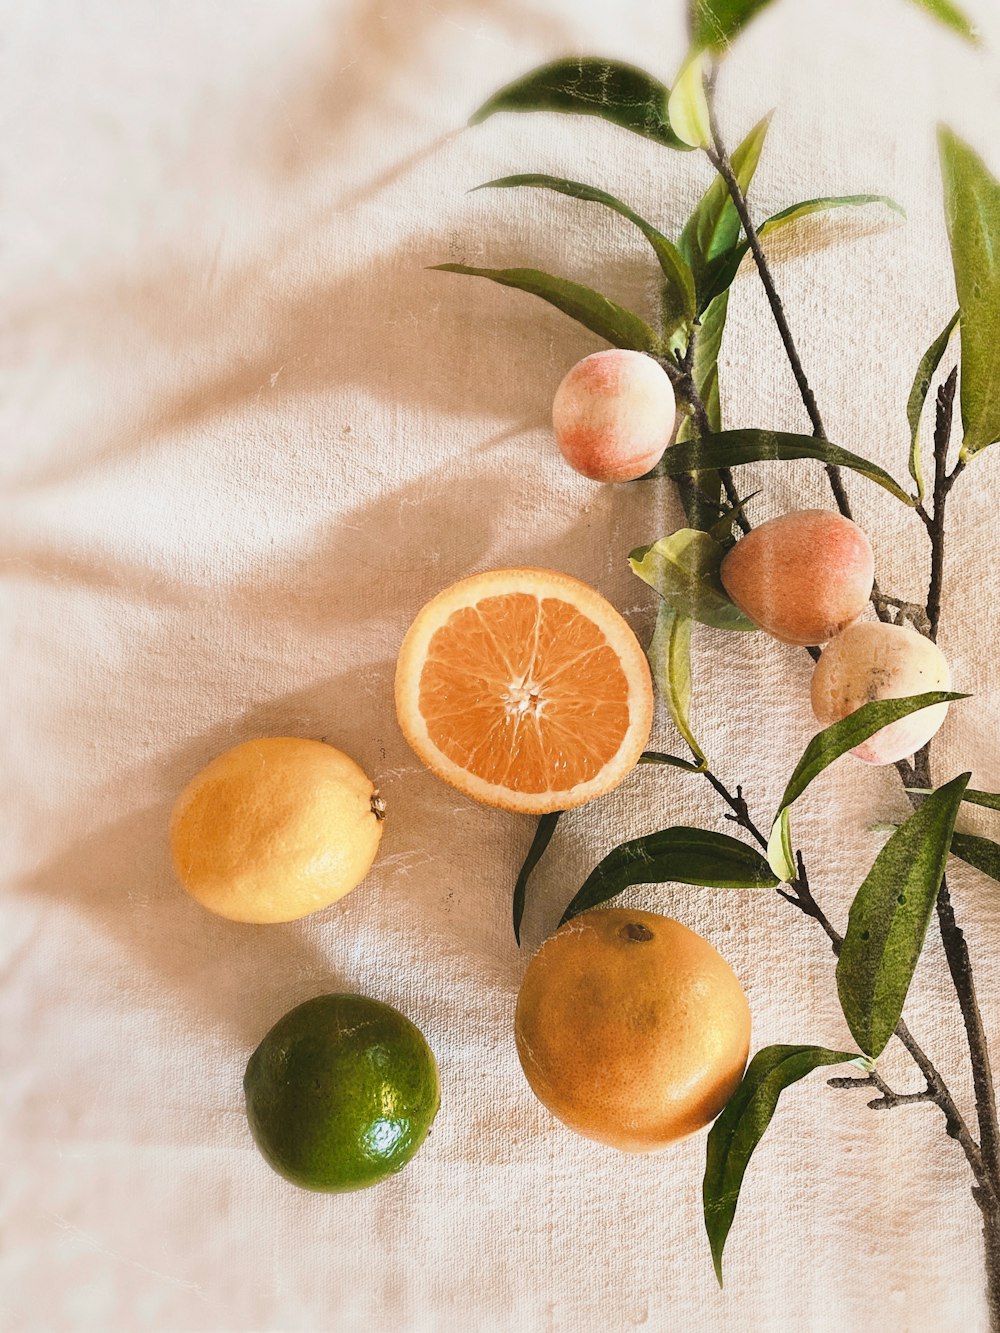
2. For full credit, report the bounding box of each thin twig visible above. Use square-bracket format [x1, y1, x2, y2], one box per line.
[697, 771, 989, 1188]
[670, 328, 749, 533]
[703, 96, 896, 623]
[898, 364, 1000, 1198]
[925, 367, 958, 641]
[827, 1072, 936, 1111]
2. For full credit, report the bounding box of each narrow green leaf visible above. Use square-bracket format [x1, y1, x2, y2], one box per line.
[513, 812, 561, 946]
[939, 128, 1000, 458]
[649, 428, 915, 504]
[772, 693, 967, 827]
[667, 51, 711, 150]
[768, 693, 968, 877]
[431, 264, 661, 354]
[837, 773, 970, 1058]
[630, 529, 757, 632]
[908, 785, 1000, 812]
[476, 175, 695, 338]
[691, 0, 780, 52]
[907, 312, 960, 502]
[561, 826, 779, 923]
[759, 194, 905, 237]
[909, 0, 980, 43]
[679, 115, 772, 311]
[704, 1045, 871, 1284]
[700, 194, 906, 310]
[638, 750, 705, 772]
[684, 292, 729, 438]
[708, 490, 757, 543]
[883, 827, 1000, 884]
[647, 604, 707, 768]
[469, 58, 692, 151]
[951, 832, 1000, 882]
[964, 789, 1000, 811]
[766, 807, 795, 883]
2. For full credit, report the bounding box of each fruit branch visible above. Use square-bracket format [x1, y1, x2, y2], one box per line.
[826, 1074, 937, 1112]
[696, 767, 988, 1186]
[920, 366, 959, 639]
[701, 61, 1000, 1289]
[701, 77, 898, 623]
[903, 364, 1000, 1209]
[667, 328, 748, 530]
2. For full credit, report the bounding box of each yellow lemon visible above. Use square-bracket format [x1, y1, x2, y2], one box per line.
[170, 737, 384, 923]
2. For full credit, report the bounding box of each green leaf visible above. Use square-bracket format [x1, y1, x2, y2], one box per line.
[766, 807, 795, 884]
[699, 194, 905, 309]
[768, 692, 967, 877]
[649, 428, 915, 504]
[684, 292, 729, 438]
[708, 490, 757, 544]
[560, 826, 779, 924]
[431, 264, 661, 354]
[469, 58, 692, 151]
[630, 529, 757, 632]
[771, 693, 967, 829]
[691, 0, 780, 52]
[939, 128, 1000, 458]
[837, 772, 970, 1058]
[907, 312, 960, 503]
[759, 193, 905, 239]
[638, 750, 705, 772]
[908, 0, 980, 43]
[667, 51, 711, 150]
[704, 1045, 871, 1284]
[476, 175, 696, 338]
[647, 604, 707, 768]
[951, 831, 1000, 882]
[679, 115, 772, 311]
[964, 789, 1000, 811]
[513, 812, 561, 946]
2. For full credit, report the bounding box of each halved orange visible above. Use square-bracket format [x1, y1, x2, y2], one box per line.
[395, 568, 653, 814]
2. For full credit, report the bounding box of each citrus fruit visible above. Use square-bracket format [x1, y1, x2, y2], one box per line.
[394, 568, 653, 814]
[244, 993, 439, 1192]
[170, 737, 384, 923]
[515, 907, 750, 1151]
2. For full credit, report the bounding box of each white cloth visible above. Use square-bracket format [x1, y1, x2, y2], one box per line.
[5, 2, 1000, 1329]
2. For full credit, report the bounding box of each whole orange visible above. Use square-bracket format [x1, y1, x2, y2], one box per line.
[514, 908, 750, 1151]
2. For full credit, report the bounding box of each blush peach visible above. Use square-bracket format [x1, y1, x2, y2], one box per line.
[552, 350, 675, 482]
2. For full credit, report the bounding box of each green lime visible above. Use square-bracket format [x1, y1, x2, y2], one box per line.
[243, 993, 440, 1192]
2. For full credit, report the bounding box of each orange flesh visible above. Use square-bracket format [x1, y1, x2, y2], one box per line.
[418, 593, 631, 793]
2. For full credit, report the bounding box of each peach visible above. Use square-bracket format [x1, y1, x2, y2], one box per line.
[552, 349, 675, 482]
[810, 622, 951, 764]
[720, 509, 874, 646]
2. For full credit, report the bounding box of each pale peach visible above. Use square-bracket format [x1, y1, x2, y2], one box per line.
[552, 349, 675, 482]
[810, 622, 951, 764]
[720, 510, 874, 647]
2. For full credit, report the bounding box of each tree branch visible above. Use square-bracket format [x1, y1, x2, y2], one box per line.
[703, 95, 895, 622]
[924, 367, 958, 641]
[668, 332, 749, 534]
[696, 771, 990, 1190]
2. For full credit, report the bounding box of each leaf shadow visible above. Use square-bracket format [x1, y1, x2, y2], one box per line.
[10, 207, 664, 496]
[14, 437, 652, 1044]
[262, 0, 574, 182]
